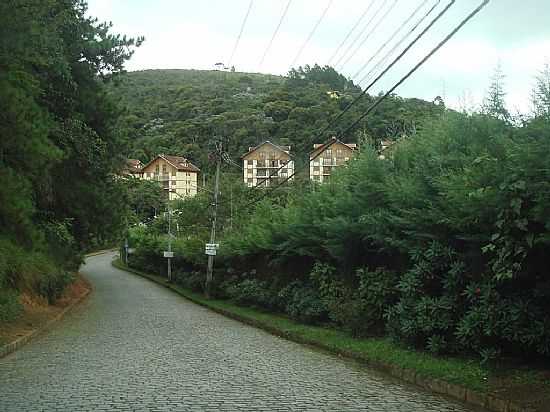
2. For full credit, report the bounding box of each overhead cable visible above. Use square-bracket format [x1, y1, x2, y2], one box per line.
[326, 1, 374, 66]
[243, 0, 455, 195]
[332, 0, 385, 69]
[228, 0, 254, 68]
[359, 0, 441, 86]
[351, 0, 430, 80]
[291, 0, 333, 68]
[259, 0, 293, 69]
[336, 0, 399, 71]
[243, 0, 490, 206]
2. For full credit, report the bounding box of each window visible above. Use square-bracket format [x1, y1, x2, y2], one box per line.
[247, 169, 253, 175]
[172, 171, 176, 176]
[186, 172, 190, 176]
[313, 175, 320, 181]
[247, 178, 253, 183]
[313, 166, 320, 171]
[171, 181, 176, 186]
[155, 164, 160, 173]
[162, 164, 166, 173]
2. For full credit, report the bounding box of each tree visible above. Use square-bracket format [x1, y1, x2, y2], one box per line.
[482, 63, 510, 121]
[532, 63, 550, 118]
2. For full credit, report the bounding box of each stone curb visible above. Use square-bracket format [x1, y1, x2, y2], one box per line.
[84, 248, 117, 258]
[0, 280, 92, 360]
[112, 260, 538, 412]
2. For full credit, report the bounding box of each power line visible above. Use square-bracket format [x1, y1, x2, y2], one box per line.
[351, 0, 430, 80]
[259, 0, 293, 70]
[359, 0, 441, 86]
[228, 0, 254, 68]
[341, 0, 490, 137]
[336, 0, 399, 71]
[242, 0, 454, 197]
[291, 0, 333, 68]
[326, 1, 374, 66]
[241, 0, 490, 208]
[331, 0, 386, 69]
[324, 0, 455, 136]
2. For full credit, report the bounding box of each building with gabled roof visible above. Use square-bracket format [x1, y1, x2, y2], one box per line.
[122, 159, 144, 178]
[242, 141, 294, 187]
[309, 137, 357, 183]
[141, 154, 200, 200]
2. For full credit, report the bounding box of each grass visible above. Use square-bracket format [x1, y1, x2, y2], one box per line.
[112, 258, 550, 406]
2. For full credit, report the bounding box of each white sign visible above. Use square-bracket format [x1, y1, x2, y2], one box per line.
[205, 243, 219, 256]
[163, 251, 174, 258]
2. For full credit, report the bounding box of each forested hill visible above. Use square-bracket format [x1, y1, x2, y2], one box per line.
[114, 66, 445, 170]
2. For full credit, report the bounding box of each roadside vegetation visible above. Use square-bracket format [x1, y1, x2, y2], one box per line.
[127, 64, 550, 370]
[0, 0, 141, 322]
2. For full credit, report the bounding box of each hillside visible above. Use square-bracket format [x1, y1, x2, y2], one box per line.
[114, 66, 445, 171]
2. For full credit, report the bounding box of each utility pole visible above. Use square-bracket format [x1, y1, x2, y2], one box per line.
[205, 141, 222, 298]
[230, 183, 233, 230]
[167, 201, 172, 282]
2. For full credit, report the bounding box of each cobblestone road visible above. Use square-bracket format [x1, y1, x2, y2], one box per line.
[0, 252, 484, 411]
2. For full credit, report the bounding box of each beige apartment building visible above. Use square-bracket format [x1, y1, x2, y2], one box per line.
[123, 159, 144, 178]
[141, 154, 200, 200]
[242, 141, 294, 187]
[309, 138, 357, 183]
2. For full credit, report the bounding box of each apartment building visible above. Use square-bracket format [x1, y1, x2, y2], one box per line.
[309, 138, 357, 183]
[242, 141, 294, 187]
[141, 154, 200, 200]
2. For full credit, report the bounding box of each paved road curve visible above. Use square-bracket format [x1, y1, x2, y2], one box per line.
[0, 252, 483, 411]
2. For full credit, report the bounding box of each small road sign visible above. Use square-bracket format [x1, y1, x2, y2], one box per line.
[163, 251, 174, 258]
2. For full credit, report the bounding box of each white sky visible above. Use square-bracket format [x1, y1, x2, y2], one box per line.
[87, 0, 550, 112]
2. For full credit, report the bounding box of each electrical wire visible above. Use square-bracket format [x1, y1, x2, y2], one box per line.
[359, 0, 441, 86]
[326, 1, 374, 66]
[228, 0, 254, 68]
[240, 0, 490, 209]
[350, 0, 430, 80]
[259, 0, 293, 70]
[242, 0, 454, 196]
[321, 0, 455, 138]
[336, 0, 399, 71]
[291, 0, 333, 68]
[341, 0, 490, 136]
[332, 0, 385, 69]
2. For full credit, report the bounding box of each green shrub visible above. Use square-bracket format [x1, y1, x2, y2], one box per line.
[279, 281, 328, 324]
[0, 289, 22, 323]
[35, 271, 74, 304]
[225, 278, 273, 308]
[174, 270, 204, 293]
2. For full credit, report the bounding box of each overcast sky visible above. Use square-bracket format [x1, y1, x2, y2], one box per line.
[87, 0, 549, 112]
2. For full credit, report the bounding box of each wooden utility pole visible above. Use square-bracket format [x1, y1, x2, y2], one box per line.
[167, 201, 173, 282]
[205, 142, 222, 298]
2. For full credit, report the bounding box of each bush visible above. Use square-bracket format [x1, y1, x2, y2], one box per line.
[225, 278, 274, 308]
[310, 262, 398, 336]
[35, 271, 74, 304]
[174, 270, 204, 293]
[0, 289, 22, 323]
[384, 242, 465, 354]
[279, 281, 328, 324]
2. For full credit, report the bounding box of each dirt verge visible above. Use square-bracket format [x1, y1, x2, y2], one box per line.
[0, 274, 92, 358]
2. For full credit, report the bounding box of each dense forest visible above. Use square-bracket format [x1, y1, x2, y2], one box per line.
[114, 66, 445, 171]
[0, 0, 140, 320]
[127, 64, 550, 364]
